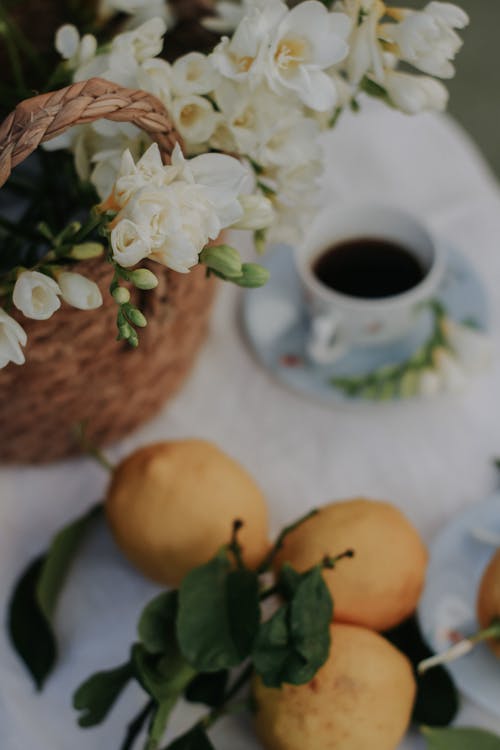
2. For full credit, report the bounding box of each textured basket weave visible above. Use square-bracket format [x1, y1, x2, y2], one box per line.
[0, 78, 216, 463]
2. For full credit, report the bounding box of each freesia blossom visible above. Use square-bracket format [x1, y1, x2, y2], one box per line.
[232, 194, 275, 230]
[171, 52, 220, 96]
[111, 219, 152, 267]
[211, 1, 288, 85]
[383, 2, 469, 78]
[383, 70, 448, 113]
[266, 1, 351, 110]
[171, 95, 220, 145]
[432, 347, 467, 391]
[98, 0, 172, 26]
[0, 309, 27, 369]
[441, 319, 492, 374]
[13, 271, 62, 321]
[55, 24, 97, 68]
[339, 0, 386, 85]
[110, 143, 248, 272]
[56, 272, 103, 310]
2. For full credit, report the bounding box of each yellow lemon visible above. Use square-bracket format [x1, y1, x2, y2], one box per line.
[106, 440, 270, 586]
[477, 549, 500, 657]
[274, 498, 428, 631]
[253, 623, 416, 750]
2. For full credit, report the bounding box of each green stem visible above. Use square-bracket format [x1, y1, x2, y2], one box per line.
[418, 619, 500, 675]
[121, 699, 155, 750]
[201, 663, 254, 731]
[73, 423, 115, 472]
[257, 509, 319, 573]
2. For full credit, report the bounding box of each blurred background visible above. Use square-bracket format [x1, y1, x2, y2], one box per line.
[406, 0, 499, 176]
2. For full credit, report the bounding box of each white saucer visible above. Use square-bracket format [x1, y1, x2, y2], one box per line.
[418, 492, 500, 718]
[241, 244, 489, 404]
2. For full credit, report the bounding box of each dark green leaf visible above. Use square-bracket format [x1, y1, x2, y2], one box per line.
[278, 563, 302, 599]
[139, 592, 178, 654]
[73, 662, 133, 727]
[177, 554, 260, 672]
[185, 671, 229, 708]
[360, 75, 389, 99]
[8, 557, 56, 690]
[164, 725, 215, 750]
[253, 566, 333, 687]
[8, 503, 102, 688]
[131, 644, 195, 705]
[385, 617, 459, 726]
[422, 726, 500, 749]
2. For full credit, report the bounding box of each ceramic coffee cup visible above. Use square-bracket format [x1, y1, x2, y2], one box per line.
[296, 203, 447, 364]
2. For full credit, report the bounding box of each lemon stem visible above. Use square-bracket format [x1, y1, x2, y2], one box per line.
[257, 509, 319, 573]
[418, 619, 500, 675]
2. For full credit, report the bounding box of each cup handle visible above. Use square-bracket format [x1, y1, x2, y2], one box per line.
[307, 312, 347, 364]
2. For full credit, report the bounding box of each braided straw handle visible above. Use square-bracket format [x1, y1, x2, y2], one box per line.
[0, 77, 180, 188]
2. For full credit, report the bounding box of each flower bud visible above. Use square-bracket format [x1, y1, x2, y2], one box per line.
[199, 244, 243, 279]
[0, 309, 27, 369]
[237, 263, 270, 288]
[126, 307, 147, 328]
[112, 286, 131, 305]
[69, 242, 104, 260]
[232, 195, 275, 231]
[57, 271, 103, 310]
[129, 268, 159, 290]
[119, 321, 133, 340]
[13, 271, 61, 320]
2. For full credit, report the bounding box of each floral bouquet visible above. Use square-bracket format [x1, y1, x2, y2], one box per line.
[0, 0, 468, 460]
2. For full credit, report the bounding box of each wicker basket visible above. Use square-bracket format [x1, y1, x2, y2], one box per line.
[0, 78, 216, 463]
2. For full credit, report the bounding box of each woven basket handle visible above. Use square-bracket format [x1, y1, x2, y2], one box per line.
[0, 77, 180, 189]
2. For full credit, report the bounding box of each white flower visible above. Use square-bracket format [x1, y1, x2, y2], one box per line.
[383, 2, 469, 78]
[55, 24, 97, 68]
[211, 1, 287, 85]
[0, 309, 27, 369]
[137, 58, 173, 107]
[441, 319, 492, 374]
[383, 70, 448, 113]
[110, 143, 249, 273]
[202, 1, 245, 33]
[98, 0, 173, 26]
[232, 194, 275, 230]
[111, 219, 152, 268]
[341, 0, 386, 85]
[112, 17, 167, 64]
[114, 142, 167, 207]
[266, 2, 351, 110]
[172, 96, 220, 145]
[432, 347, 468, 391]
[56, 272, 103, 310]
[171, 52, 220, 95]
[13, 271, 62, 321]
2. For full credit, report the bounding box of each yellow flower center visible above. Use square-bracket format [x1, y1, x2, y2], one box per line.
[230, 53, 255, 73]
[180, 104, 199, 126]
[274, 36, 309, 72]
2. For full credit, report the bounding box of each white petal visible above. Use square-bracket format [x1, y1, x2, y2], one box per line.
[55, 24, 80, 59]
[426, 1, 469, 28]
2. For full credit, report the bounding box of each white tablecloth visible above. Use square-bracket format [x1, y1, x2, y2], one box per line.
[1, 101, 500, 749]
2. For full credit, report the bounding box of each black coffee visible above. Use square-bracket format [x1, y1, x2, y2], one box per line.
[312, 237, 425, 299]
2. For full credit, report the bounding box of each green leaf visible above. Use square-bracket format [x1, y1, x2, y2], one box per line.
[177, 553, 260, 672]
[384, 617, 458, 727]
[164, 725, 215, 750]
[185, 671, 229, 708]
[422, 726, 500, 749]
[360, 75, 389, 100]
[139, 592, 179, 655]
[131, 643, 196, 750]
[131, 644, 195, 705]
[73, 662, 133, 727]
[8, 503, 102, 688]
[253, 566, 333, 687]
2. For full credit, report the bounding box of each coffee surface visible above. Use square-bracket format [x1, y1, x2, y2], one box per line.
[312, 238, 425, 299]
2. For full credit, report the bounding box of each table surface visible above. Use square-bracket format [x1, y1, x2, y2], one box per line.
[1, 101, 500, 749]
